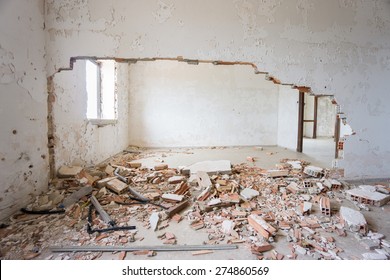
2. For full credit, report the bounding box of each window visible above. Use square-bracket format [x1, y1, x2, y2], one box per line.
[86, 59, 117, 123]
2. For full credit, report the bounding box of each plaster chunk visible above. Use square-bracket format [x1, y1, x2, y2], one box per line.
[340, 206, 367, 234]
[240, 188, 260, 200]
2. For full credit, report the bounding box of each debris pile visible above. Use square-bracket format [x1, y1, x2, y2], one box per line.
[0, 150, 389, 260]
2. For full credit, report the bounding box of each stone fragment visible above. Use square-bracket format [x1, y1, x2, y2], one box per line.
[57, 165, 83, 178]
[240, 188, 260, 200]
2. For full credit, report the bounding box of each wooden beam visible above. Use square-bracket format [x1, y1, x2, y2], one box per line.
[313, 96, 318, 139]
[297, 91, 305, 153]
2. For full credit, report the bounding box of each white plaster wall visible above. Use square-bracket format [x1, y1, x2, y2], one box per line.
[0, 0, 48, 222]
[52, 60, 129, 170]
[128, 61, 278, 147]
[317, 96, 335, 137]
[277, 86, 298, 150]
[44, 0, 390, 179]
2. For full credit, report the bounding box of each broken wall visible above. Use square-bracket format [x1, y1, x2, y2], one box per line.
[0, 0, 48, 222]
[52, 61, 129, 171]
[128, 60, 279, 147]
[44, 0, 390, 179]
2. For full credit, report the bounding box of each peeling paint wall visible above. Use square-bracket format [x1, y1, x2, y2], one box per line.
[0, 0, 48, 221]
[44, 0, 390, 179]
[128, 61, 279, 147]
[52, 60, 129, 171]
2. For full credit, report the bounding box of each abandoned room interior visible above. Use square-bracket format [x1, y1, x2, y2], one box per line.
[1, 0, 390, 261]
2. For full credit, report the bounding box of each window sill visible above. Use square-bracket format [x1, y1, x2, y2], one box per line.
[88, 119, 118, 127]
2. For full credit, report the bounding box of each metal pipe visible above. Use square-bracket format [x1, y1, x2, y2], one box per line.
[50, 244, 238, 253]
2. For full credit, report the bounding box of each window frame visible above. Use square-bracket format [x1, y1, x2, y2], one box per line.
[86, 59, 118, 126]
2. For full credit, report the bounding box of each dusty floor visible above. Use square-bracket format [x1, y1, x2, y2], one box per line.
[0, 144, 389, 260]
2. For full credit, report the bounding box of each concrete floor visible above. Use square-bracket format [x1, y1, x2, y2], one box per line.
[130, 137, 335, 171]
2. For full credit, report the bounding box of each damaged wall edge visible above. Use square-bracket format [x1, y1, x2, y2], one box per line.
[47, 75, 56, 179]
[50, 55, 351, 174]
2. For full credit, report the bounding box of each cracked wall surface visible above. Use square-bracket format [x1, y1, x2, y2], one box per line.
[0, 0, 48, 222]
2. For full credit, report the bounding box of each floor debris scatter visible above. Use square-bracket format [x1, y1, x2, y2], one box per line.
[1, 148, 389, 260]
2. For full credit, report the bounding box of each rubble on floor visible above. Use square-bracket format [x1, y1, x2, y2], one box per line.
[0, 150, 389, 260]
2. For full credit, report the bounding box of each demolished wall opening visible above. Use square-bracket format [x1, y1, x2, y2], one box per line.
[48, 57, 353, 177]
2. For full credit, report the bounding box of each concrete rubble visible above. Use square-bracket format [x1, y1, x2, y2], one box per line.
[346, 185, 390, 207]
[0, 150, 389, 260]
